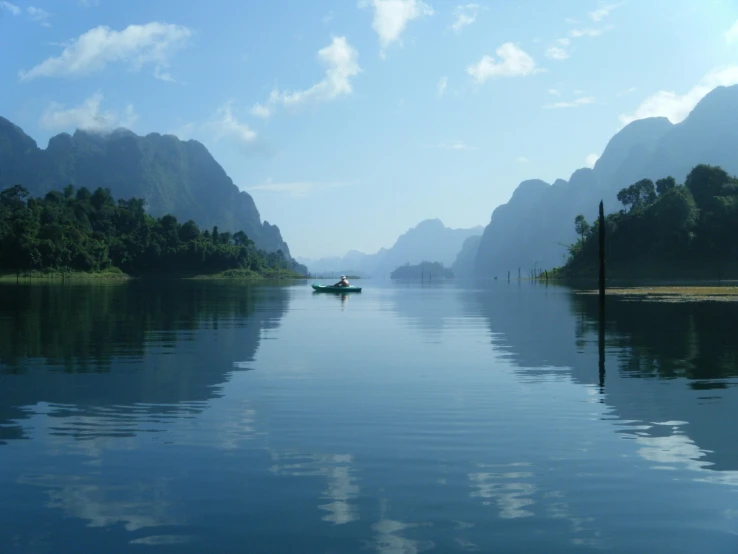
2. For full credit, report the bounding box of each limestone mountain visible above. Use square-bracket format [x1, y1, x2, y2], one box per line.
[0, 117, 291, 255]
[473, 85, 738, 276]
[451, 235, 482, 278]
[300, 219, 483, 278]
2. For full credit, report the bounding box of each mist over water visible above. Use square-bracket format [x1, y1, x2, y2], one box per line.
[1, 280, 737, 553]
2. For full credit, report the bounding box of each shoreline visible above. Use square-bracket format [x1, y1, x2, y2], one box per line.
[0, 268, 309, 282]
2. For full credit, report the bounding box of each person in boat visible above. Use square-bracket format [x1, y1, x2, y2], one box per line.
[333, 275, 350, 287]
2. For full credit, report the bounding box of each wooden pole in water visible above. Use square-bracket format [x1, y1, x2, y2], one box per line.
[598, 200, 606, 307]
[598, 200, 606, 390]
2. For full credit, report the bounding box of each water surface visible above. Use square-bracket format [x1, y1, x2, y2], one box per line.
[1, 280, 737, 553]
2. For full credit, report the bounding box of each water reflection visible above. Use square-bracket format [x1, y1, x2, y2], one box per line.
[468, 464, 536, 519]
[17, 473, 185, 532]
[0, 281, 288, 440]
[465, 281, 738, 477]
[268, 451, 360, 526]
[370, 499, 434, 554]
[2, 280, 738, 551]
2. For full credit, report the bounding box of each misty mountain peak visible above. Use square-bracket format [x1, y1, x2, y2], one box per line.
[594, 117, 673, 183]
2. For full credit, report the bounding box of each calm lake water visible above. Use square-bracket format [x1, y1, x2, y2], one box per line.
[1, 280, 738, 553]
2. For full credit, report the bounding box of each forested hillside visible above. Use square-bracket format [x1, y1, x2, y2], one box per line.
[561, 164, 738, 278]
[0, 184, 307, 277]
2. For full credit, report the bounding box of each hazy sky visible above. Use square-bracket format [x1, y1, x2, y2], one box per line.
[2, 0, 737, 258]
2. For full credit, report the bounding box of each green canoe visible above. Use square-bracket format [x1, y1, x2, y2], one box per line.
[312, 284, 362, 293]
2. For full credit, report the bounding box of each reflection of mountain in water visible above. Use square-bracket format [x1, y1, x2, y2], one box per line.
[387, 282, 470, 338]
[0, 281, 289, 443]
[462, 282, 738, 474]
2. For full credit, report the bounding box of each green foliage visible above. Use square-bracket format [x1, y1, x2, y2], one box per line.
[390, 261, 454, 279]
[562, 164, 738, 277]
[655, 176, 676, 195]
[574, 214, 590, 243]
[0, 185, 307, 277]
[616, 178, 657, 212]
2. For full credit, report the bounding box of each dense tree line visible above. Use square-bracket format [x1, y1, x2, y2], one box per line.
[563, 164, 738, 276]
[390, 261, 454, 279]
[0, 185, 306, 276]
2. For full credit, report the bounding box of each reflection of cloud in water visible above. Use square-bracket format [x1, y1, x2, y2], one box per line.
[17, 474, 184, 532]
[467, 466, 608, 548]
[468, 464, 536, 519]
[213, 400, 257, 450]
[635, 428, 738, 486]
[129, 535, 196, 545]
[269, 451, 360, 525]
[370, 499, 435, 554]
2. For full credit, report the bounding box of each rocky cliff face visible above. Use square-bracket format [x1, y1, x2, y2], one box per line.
[0, 118, 292, 255]
[473, 85, 738, 275]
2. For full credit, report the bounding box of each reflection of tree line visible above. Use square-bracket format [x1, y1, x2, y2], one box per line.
[0, 281, 285, 372]
[571, 293, 738, 381]
[0, 281, 289, 444]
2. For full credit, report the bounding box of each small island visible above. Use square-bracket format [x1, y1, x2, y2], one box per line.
[0, 185, 307, 280]
[390, 261, 454, 280]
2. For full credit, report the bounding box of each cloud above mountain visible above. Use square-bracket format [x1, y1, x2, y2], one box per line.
[19, 22, 191, 81]
[250, 37, 360, 118]
[620, 66, 738, 125]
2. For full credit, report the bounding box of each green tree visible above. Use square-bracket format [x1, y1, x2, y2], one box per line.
[617, 179, 656, 212]
[574, 214, 590, 243]
[656, 176, 676, 195]
[686, 164, 735, 209]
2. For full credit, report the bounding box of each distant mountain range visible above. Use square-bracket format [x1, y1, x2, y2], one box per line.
[0, 118, 292, 256]
[298, 219, 483, 277]
[473, 84, 738, 276]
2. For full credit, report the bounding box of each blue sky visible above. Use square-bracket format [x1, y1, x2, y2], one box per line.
[1, 0, 738, 258]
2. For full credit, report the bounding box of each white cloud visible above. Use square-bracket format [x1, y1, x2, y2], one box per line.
[437, 75, 447, 96]
[248, 178, 347, 199]
[545, 46, 569, 60]
[0, 0, 19, 15]
[251, 36, 360, 117]
[40, 92, 138, 132]
[19, 22, 191, 81]
[726, 20, 738, 44]
[545, 37, 571, 60]
[360, 0, 434, 56]
[209, 101, 257, 145]
[451, 4, 480, 33]
[589, 2, 623, 22]
[250, 102, 273, 118]
[27, 6, 51, 26]
[569, 26, 611, 38]
[617, 86, 636, 96]
[430, 140, 475, 150]
[585, 153, 600, 168]
[544, 96, 595, 109]
[547, 88, 561, 96]
[619, 66, 738, 125]
[516, 156, 530, 163]
[168, 122, 196, 140]
[467, 43, 538, 83]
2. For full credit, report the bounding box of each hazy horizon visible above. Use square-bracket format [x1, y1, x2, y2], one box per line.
[2, 0, 737, 258]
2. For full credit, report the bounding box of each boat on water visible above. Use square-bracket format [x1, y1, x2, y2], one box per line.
[312, 284, 362, 293]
